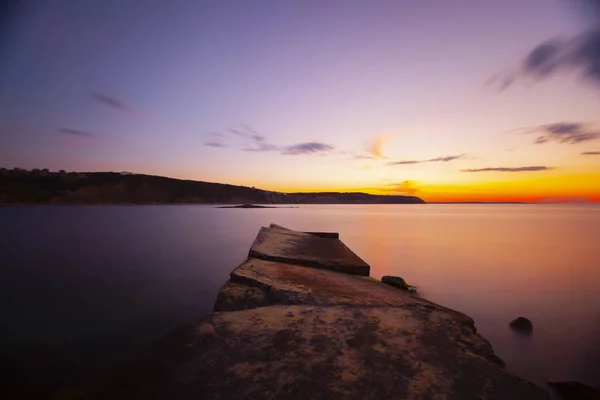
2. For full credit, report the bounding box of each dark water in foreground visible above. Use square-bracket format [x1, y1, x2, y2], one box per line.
[1, 204, 599, 390]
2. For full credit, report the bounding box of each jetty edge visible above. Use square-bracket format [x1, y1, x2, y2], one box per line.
[92, 224, 549, 399]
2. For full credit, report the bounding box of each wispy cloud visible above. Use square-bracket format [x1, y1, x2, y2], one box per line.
[205, 141, 227, 148]
[230, 125, 272, 151]
[90, 92, 132, 112]
[243, 143, 281, 152]
[387, 154, 467, 166]
[368, 134, 392, 159]
[206, 125, 334, 156]
[229, 125, 266, 143]
[353, 180, 421, 196]
[282, 142, 334, 155]
[243, 142, 334, 155]
[381, 180, 420, 195]
[461, 166, 552, 172]
[351, 154, 376, 160]
[388, 160, 420, 165]
[494, 0, 600, 91]
[487, 72, 516, 91]
[526, 122, 600, 144]
[203, 132, 228, 148]
[58, 128, 95, 138]
[429, 155, 467, 162]
[582, 151, 600, 155]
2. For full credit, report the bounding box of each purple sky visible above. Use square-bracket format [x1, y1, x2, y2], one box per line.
[1, 0, 599, 198]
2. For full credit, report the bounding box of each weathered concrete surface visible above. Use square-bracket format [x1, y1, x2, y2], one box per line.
[91, 225, 549, 400]
[94, 305, 547, 400]
[216, 258, 441, 311]
[270, 223, 340, 239]
[249, 225, 370, 276]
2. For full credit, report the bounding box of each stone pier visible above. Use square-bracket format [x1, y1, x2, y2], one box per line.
[93, 224, 549, 400]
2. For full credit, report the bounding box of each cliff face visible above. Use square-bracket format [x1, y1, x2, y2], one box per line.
[91, 224, 548, 400]
[0, 172, 425, 204]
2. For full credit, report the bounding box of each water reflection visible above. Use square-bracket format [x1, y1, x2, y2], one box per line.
[1, 204, 599, 393]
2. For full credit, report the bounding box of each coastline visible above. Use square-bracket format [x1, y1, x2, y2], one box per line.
[0, 171, 426, 205]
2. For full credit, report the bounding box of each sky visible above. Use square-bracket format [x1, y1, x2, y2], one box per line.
[0, 0, 599, 202]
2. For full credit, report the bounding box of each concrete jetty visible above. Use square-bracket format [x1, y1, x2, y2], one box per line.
[93, 224, 549, 399]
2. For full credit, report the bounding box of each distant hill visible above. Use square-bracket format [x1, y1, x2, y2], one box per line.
[288, 192, 424, 204]
[0, 170, 425, 205]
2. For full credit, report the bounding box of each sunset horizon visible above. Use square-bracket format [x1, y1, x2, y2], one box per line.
[6, 165, 597, 203]
[1, 0, 599, 203]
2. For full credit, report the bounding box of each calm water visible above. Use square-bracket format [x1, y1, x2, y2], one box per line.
[1, 204, 599, 388]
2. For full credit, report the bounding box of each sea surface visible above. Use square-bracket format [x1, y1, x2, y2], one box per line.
[1, 204, 599, 389]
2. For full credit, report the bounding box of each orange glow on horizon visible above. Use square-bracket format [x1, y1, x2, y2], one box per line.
[262, 171, 600, 203]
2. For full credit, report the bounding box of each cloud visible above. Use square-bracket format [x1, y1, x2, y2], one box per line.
[90, 92, 132, 112]
[428, 155, 467, 162]
[582, 150, 600, 154]
[497, 0, 600, 90]
[389, 160, 421, 165]
[282, 142, 334, 155]
[368, 134, 392, 159]
[487, 72, 516, 91]
[381, 180, 420, 195]
[229, 125, 276, 151]
[203, 132, 230, 148]
[352, 154, 376, 160]
[387, 154, 467, 166]
[229, 126, 266, 143]
[206, 125, 334, 156]
[524, 39, 567, 78]
[461, 166, 552, 172]
[242, 141, 334, 155]
[205, 141, 227, 148]
[527, 122, 600, 144]
[58, 128, 95, 138]
[243, 143, 281, 152]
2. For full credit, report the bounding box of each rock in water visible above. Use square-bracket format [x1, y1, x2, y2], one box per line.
[548, 381, 600, 400]
[509, 317, 533, 333]
[218, 204, 277, 208]
[381, 275, 412, 291]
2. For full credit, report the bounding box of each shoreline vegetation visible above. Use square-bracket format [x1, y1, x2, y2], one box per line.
[0, 168, 425, 205]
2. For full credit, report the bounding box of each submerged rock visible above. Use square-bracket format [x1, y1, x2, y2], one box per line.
[548, 381, 600, 400]
[509, 317, 533, 333]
